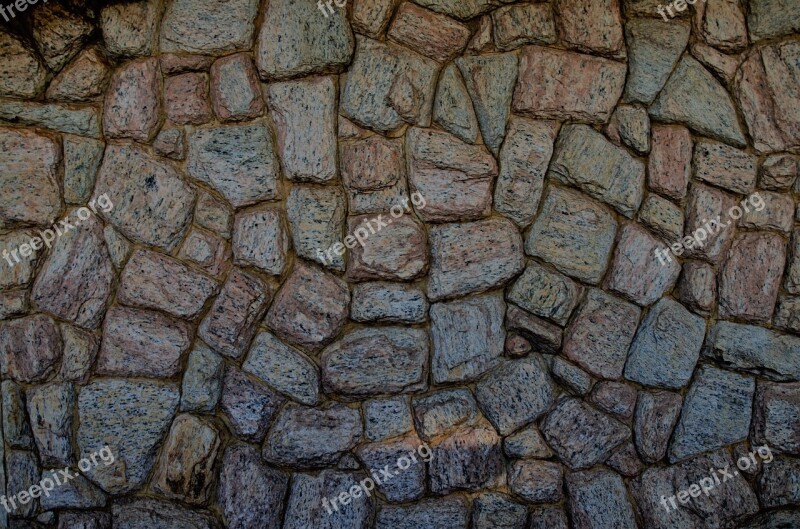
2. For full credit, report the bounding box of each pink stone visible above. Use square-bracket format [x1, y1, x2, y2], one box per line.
[103, 57, 161, 141]
[554, 0, 624, 55]
[347, 214, 428, 281]
[0, 314, 62, 383]
[648, 124, 691, 201]
[210, 53, 264, 122]
[164, 72, 213, 125]
[388, 3, 470, 63]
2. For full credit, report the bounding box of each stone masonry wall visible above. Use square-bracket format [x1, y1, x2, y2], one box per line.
[0, 0, 799, 527]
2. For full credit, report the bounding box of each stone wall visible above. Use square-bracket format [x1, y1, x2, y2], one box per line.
[0, 0, 799, 527]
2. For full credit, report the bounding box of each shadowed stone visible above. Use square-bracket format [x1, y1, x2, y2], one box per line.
[154, 127, 185, 160]
[78, 379, 179, 494]
[103, 58, 161, 141]
[3, 381, 34, 448]
[638, 194, 683, 243]
[351, 283, 428, 324]
[232, 205, 289, 276]
[322, 327, 428, 398]
[0, 314, 61, 383]
[64, 135, 104, 205]
[210, 53, 263, 122]
[412, 0, 494, 19]
[365, 396, 413, 441]
[27, 383, 74, 467]
[181, 343, 224, 413]
[623, 19, 690, 104]
[429, 421, 504, 494]
[509, 459, 563, 503]
[566, 469, 637, 529]
[0, 33, 47, 98]
[705, 321, 800, 381]
[503, 424, 553, 458]
[608, 104, 650, 154]
[513, 46, 626, 123]
[606, 441, 643, 477]
[541, 398, 629, 470]
[428, 218, 524, 301]
[683, 182, 738, 262]
[160, 0, 259, 53]
[59, 324, 99, 384]
[284, 470, 374, 529]
[634, 390, 682, 463]
[506, 305, 563, 353]
[218, 444, 288, 529]
[529, 508, 569, 529]
[0, 291, 27, 320]
[629, 467, 704, 529]
[651, 55, 746, 146]
[47, 47, 110, 102]
[256, 0, 353, 80]
[31, 3, 92, 70]
[376, 495, 469, 529]
[357, 432, 427, 501]
[413, 389, 478, 441]
[433, 64, 480, 143]
[266, 262, 350, 352]
[0, 99, 101, 137]
[759, 456, 800, 507]
[39, 471, 107, 510]
[100, 0, 161, 57]
[221, 366, 284, 442]
[195, 191, 233, 238]
[5, 449, 39, 517]
[431, 293, 505, 383]
[245, 331, 320, 405]
[112, 498, 220, 529]
[697, 0, 748, 52]
[178, 227, 231, 277]
[476, 356, 555, 435]
[471, 493, 527, 529]
[753, 381, 800, 454]
[492, 3, 556, 51]
[263, 403, 362, 468]
[187, 121, 280, 207]
[388, 2, 470, 62]
[748, 0, 800, 40]
[525, 187, 617, 284]
[669, 365, 755, 462]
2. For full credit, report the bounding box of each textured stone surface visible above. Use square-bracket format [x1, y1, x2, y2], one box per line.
[705, 321, 800, 381]
[1, 314, 62, 383]
[471, 493, 527, 529]
[388, 2, 470, 62]
[181, 343, 224, 413]
[220, 366, 284, 442]
[164, 73, 212, 125]
[0, 99, 101, 137]
[232, 205, 289, 275]
[244, 331, 320, 405]
[160, 0, 258, 53]
[103, 58, 161, 141]
[27, 382, 74, 467]
[623, 19, 690, 104]
[648, 124, 692, 200]
[347, 214, 428, 281]
[638, 194, 683, 242]
[0, 33, 47, 98]
[509, 459, 563, 502]
[555, 0, 623, 55]
[566, 469, 638, 529]
[351, 282, 428, 323]
[433, 64, 480, 144]
[47, 47, 110, 102]
[112, 498, 219, 529]
[753, 381, 800, 454]
[634, 390, 682, 463]
[284, 470, 374, 529]
[357, 432, 427, 501]
[365, 396, 413, 441]
[210, 53, 263, 122]
[376, 495, 469, 529]
[492, 4, 556, 51]
[101, 0, 161, 58]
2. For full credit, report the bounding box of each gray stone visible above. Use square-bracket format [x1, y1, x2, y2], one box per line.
[78, 379, 179, 494]
[694, 139, 758, 194]
[58, 324, 99, 384]
[352, 0, 396, 37]
[376, 496, 469, 529]
[638, 194, 684, 243]
[351, 282, 428, 324]
[629, 467, 704, 529]
[429, 421, 504, 494]
[505, 305, 563, 354]
[739, 191, 794, 234]
[187, 122, 280, 207]
[232, 205, 289, 276]
[412, 389, 478, 441]
[322, 327, 428, 398]
[433, 64, 480, 144]
[0, 33, 47, 98]
[0, 99, 101, 137]
[101, 0, 161, 57]
[471, 492, 527, 529]
[548, 124, 644, 218]
[759, 456, 800, 507]
[5, 450, 40, 517]
[753, 381, 800, 454]
[103, 226, 132, 270]
[160, 0, 259, 53]
[566, 469, 638, 529]
[431, 293, 505, 383]
[590, 381, 638, 420]
[503, 424, 553, 459]
[623, 18, 690, 104]
[346, 214, 428, 281]
[669, 365, 755, 462]
[540, 398, 629, 470]
[529, 507, 569, 529]
[0, 230, 44, 289]
[509, 459, 563, 503]
[0, 314, 62, 383]
[608, 104, 650, 154]
[47, 47, 110, 102]
[411, 0, 494, 19]
[476, 356, 555, 435]
[63, 135, 104, 204]
[180, 343, 224, 413]
[244, 331, 320, 405]
[492, 3, 557, 51]
[625, 298, 705, 389]
[388, 2, 470, 62]
[112, 498, 220, 529]
[551, 357, 593, 396]
[154, 127, 186, 160]
[3, 380, 33, 448]
[286, 185, 346, 270]
[39, 471, 107, 510]
[704, 321, 800, 381]
[27, 383, 74, 467]
[364, 396, 413, 442]
[633, 390, 683, 463]
[195, 191, 233, 238]
[284, 470, 374, 529]
[210, 53, 263, 122]
[774, 295, 800, 333]
[220, 367, 284, 442]
[357, 432, 427, 501]
[263, 403, 362, 468]
[31, 3, 92, 70]
[605, 442, 644, 478]
[748, 0, 800, 40]
[683, 181, 738, 262]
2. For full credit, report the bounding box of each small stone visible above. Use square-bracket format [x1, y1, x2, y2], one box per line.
[3, 381, 33, 448]
[705, 320, 800, 381]
[232, 205, 289, 275]
[669, 365, 755, 462]
[0, 314, 62, 383]
[456, 52, 518, 154]
[761, 154, 798, 190]
[647, 124, 692, 200]
[5, 450, 40, 517]
[540, 397, 629, 470]
[97, 306, 192, 378]
[719, 232, 785, 323]
[153, 128, 185, 160]
[526, 186, 617, 284]
[376, 496, 469, 529]
[112, 498, 219, 529]
[638, 194, 684, 243]
[47, 48, 110, 102]
[364, 396, 413, 441]
[506, 306, 563, 354]
[340, 134, 409, 215]
[555, 0, 624, 54]
[0, 230, 44, 288]
[566, 469, 638, 529]
[753, 381, 800, 454]
[503, 424, 553, 459]
[40, 472, 107, 510]
[493, 117, 558, 226]
[340, 37, 438, 132]
[351, 282, 428, 324]
[180, 343, 224, 413]
[467, 15, 494, 53]
[691, 42, 741, 83]
[0, 290, 27, 320]
[471, 493, 527, 529]
[428, 217, 524, 301]
[507, 262, 581, 327]
[151, 414, 221, 505]
[352, 0, 396, 37]
[412, 388, 479, 441]
[492, 3, 556, 51]
[58, 324, 98, 384]
[346, 214, 427, 281]
[177, 227, 231, 276]
[509, 460, 563, 503]
[267, 76, 337, 182]
[31, 3, 92, 71]
[244, 331, 320, 405]
[625, 298, 705, 389]
[634, 390, 683, 463]
[775, 295, 800, 333]
[164, 72, 213, 126]
[606, 441, 644, 477]
[651, 55, 746, 147]
[605, 223, 681, 306]
[103, 58, 161, 141]
[529, 507, 569, 529]
[608, 105, 650, 154]
[590, 381, 638, 420]
[429, 421, 504, 494]
[505, 333, 531, 357]
[266, 262, 350, 352]
[160, 54, 215, 74]
[78, 379, 179, 494]
[284, 470, 375, 529]
[513, 46, 626, 123]
[406, 127, 496, 221]
[322, 327, 428, 397]
[0, 99, 101, 137]
[100, 0, 161, 57]
[551, 357, 593, 396]
[58, 512, 112, 529]
[433, 64, 480, 144]
[263, 402, 362, 468]
[218, 443, 288, 529]
[64, 135, 104, 204]
[27, 383, 74, 467]
[256, 0, 353, 80]
[357, 432, 427, 501]
[759, 456, 800, 507]
[0, 128, 61, 226]
[697, 0, 748, 52]
[623, 18, 690, 104]
[739, 191, 794, 233]
[683, 182, 738, 262]
[221, 366, 285, 442]
[788, 229, 800, 294]
[0, 33, 47, 98]
[95, 144, 195, 251]
[431, 293, 505, 383]
[187, 121, 280, 207]
[693, 139, 757, 194]
[475, 356, 555, 435]
[388, 2, 470, 62]
[118, 249, 218, 319]
[563, 288, 641, 379]
[199, 268, 271, 359]
[159, 0, 259, 53]
[195, 191, 233, 238]
[210, 53, 263, 122]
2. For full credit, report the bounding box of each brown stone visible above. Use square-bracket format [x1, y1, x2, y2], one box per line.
[164, 73, 213, 125]
[388, 2, 470, 62]
[697, 0, 748, 53]
[352, 0, 396, 37]
[46, 47, 110, 102]
[492, 3, 556, 51]
[347, 214, 428, 281]
[103, 58, 161, 141]
[0, 33, 47, 98]
[648, 124, 692, 201]
[0, 314, 62, 383]
[554, 0, 624, 55]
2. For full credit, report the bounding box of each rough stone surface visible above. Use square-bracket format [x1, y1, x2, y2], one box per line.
[705, 321, 800, 381]
[210, 53, 263, 122]
[160, 0, 259, 54]
[509, 459, 563, 503]
[388, 2, 470, 62]
[492, 4, 557, 51]
[623, 19, 690, 104]
[351, 282, 428, 323]
[0, 314, 62, 383]
[181, 343, 224, 413]
[244, 331, 320, 405]
[47, 47, 110, 102]
[164, 73, 213, 125]
[103, 58, 161, 141]
[220, 366, 285, 442]
[347, 214, 428, 281]
[0, 33, 47, 98]
[284, 470, 374, 529]
[634, 390, 683, 463]
[566, 469, 638, 529]
[232, 205, 289, 276]
[753, 381, 800, 454]
[648, 124, 692, 200]
[413, 388, 478, 441]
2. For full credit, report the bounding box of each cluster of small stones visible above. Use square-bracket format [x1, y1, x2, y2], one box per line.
[0, 0, 799, 528]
